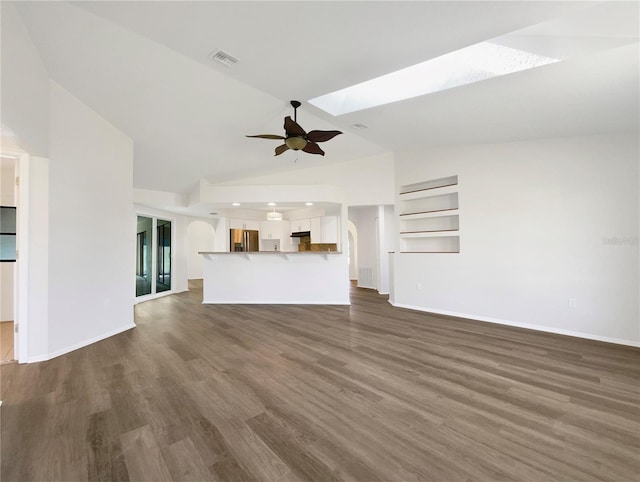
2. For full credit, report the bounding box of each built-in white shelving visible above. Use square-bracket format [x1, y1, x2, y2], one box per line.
[398, 175, 460, 253]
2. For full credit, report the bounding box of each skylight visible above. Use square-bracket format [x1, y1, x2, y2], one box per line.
[309, 41, 558, 116]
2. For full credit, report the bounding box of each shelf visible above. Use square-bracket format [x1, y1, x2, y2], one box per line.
[398, 183, 458, 200]
[401, 235, 459, 253]
[399, 207, 458, 217]
[400, 251, 460, 254]
[400, 230, 459, 238]
[400, 214, 459, 235]
[399, 175, 458, 195]
[398, 210, 459, 221]
[398, 175, 460, 254]
[398, 192, 458, 217]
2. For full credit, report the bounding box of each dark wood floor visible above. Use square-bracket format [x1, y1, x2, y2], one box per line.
[2, 281, 639, 481]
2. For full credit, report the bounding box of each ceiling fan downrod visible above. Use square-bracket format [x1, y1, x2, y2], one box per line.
[290, 100, 301, 124]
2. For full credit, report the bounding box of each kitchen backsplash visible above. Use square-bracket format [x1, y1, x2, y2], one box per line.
[296, 236, 338, 252]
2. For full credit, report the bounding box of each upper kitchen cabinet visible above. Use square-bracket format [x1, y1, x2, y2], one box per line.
[230, 218, 260, 231]
[310, 216, 339, 244]
[260, 220, 293, 251]
[290, 218, 311, 233]
[260, 220, 280, 240]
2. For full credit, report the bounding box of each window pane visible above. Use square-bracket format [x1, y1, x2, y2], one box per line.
[0, 207, 16, 234]
[156, 219, 171, 293]
[136, 216, 152, 296]
[0, 207, 17, 262]
[0, 234, 16, 262]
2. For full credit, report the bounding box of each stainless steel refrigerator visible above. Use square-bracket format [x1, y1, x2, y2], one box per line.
[229, 229, 259, 252]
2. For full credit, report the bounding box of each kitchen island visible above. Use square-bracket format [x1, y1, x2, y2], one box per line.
[199, 251, 350, 304]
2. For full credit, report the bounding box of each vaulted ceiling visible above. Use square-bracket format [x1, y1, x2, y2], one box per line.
[11, 1, 639, 194]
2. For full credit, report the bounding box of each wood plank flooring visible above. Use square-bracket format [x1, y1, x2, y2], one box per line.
[2, 281, 639, 481]
[0, 321, 14, 363]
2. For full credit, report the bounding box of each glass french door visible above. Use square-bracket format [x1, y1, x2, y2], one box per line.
[136, 216, 172, 297]
[156, 219, 171, 293]
[136, 216, 152, 296]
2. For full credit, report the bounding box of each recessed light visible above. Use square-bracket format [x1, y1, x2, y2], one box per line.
[267, 202, 276, 206]
[209, 212, 219, 216]
[232, 202, 241, 206]
[305, 202, 314, 206]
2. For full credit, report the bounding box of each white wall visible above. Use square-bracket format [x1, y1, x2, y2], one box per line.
[25, 156, 50, 360]
[394, 133, 639, 346]
[347, 221, 358, 280]
[1, 3, 52, 361]
[202, 253, 349, 304]
[220, 152, 395, 206]
[187, 219, 216, 279]
[46, 81, 135, 358]
[0, 3, 50, 157]
[376, 205, 396, 295]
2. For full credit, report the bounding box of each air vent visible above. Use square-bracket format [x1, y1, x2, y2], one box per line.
[351, 123, 369, 129]
[210, 50, 239, 67]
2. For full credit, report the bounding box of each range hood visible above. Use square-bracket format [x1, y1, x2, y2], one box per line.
[290, 231, 311, 238]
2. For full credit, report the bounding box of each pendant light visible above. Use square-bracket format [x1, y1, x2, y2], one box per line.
[266, 207, 283, 221]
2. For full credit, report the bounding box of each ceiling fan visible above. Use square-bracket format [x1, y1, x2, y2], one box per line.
[246, 100, 342, 156]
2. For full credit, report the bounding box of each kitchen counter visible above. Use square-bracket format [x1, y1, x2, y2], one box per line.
[199, 251, 349, 304]
[198, 251, 342, 257]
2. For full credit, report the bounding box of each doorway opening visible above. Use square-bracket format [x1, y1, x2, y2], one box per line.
[1, 147, 20, 363]
[135, 215, 173, 300]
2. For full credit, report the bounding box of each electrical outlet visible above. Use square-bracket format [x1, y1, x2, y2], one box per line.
[416, 282, 422, 290]
[568, 298, 577, 308]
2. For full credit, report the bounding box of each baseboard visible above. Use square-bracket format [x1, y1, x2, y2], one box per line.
[356, 284, 377, 290]
[202, 300, 350, 305]
[390, 302, 640, 348]
[27, 323, 136, 363]
[134, 288, 188, 305]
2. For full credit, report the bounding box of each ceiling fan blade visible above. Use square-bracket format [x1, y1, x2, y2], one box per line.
[246, 134, 285, 140]
[284, 116, 307, 137]
[306, 130, 342, 143]
[302, 141, 325, 156]
[274, 144, 290, 156]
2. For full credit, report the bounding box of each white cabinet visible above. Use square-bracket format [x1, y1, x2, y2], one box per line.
[230, 218, 260, 231]
[310, 216, 338, 244]
[260, 220, 283, 239]
[309, 217, 322, 243]
[320, 216, 339, 244]
[260, 220, 293, 251]
[290, 218, 311, 233]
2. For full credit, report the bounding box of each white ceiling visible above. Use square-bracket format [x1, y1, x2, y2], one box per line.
[11, 1, 639, 196]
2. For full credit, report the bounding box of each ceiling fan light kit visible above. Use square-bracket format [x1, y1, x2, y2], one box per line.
[285, 136, 307, 150]
[246, 100, 342, 157]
